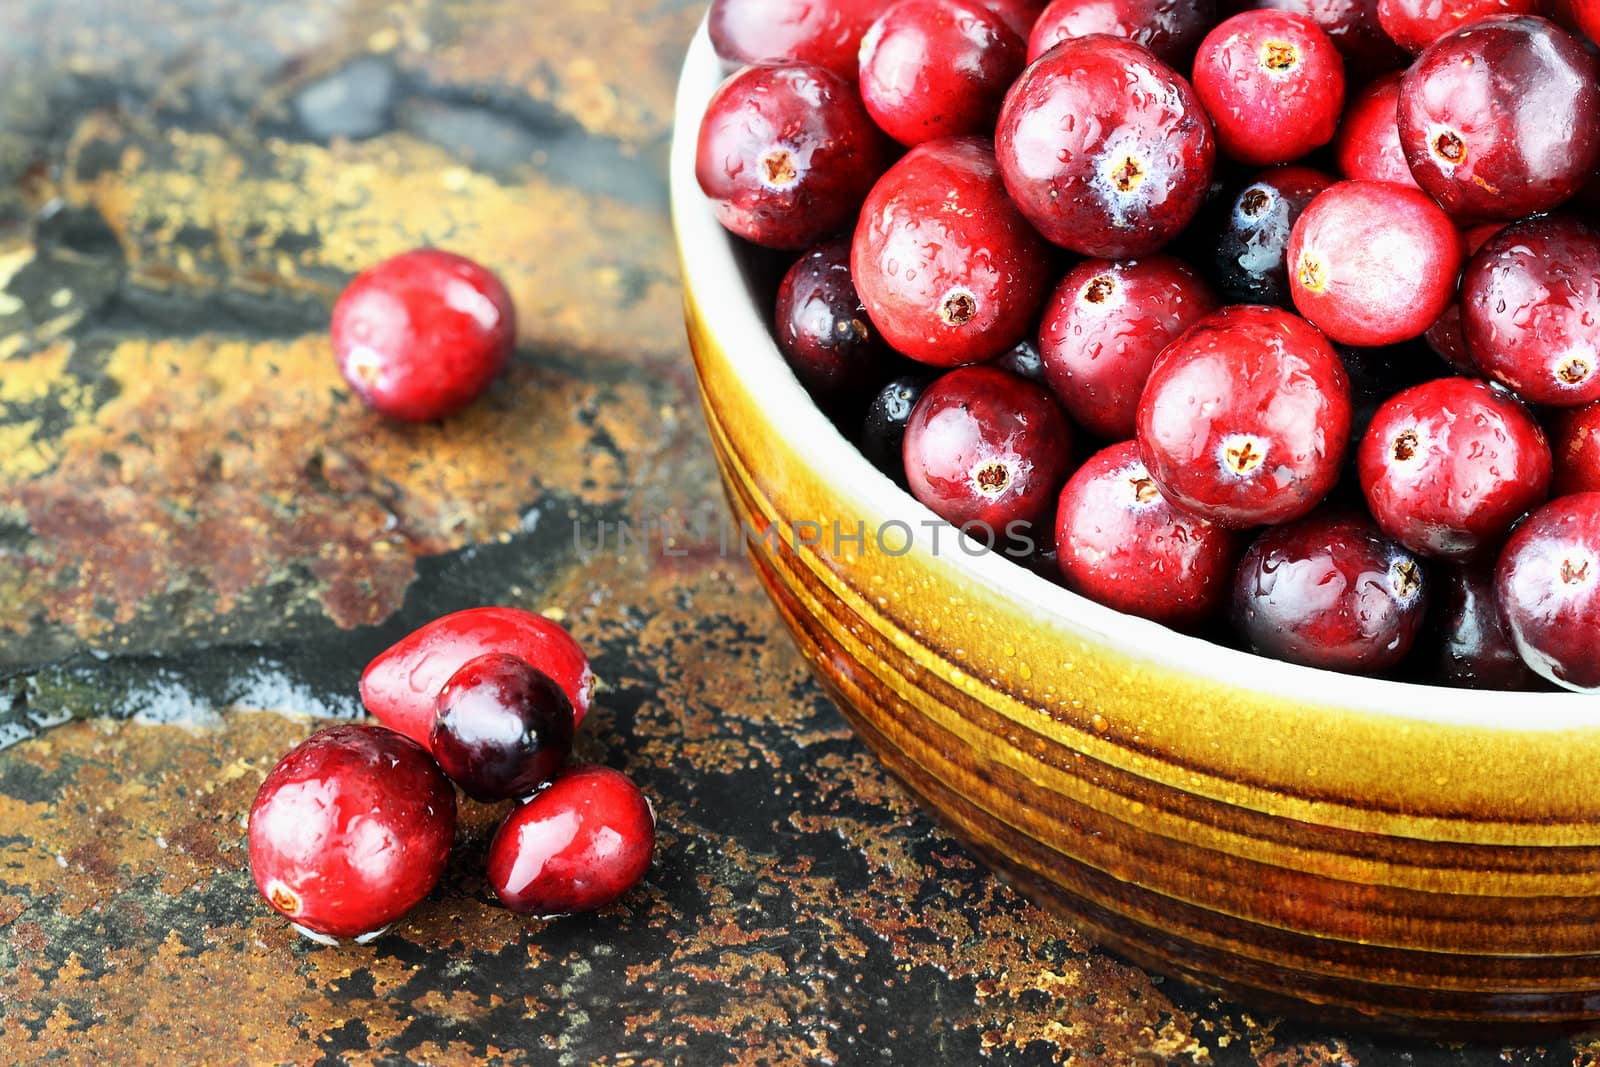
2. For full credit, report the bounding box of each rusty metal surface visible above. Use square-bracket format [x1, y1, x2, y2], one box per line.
[0, 1, 1590, 1062]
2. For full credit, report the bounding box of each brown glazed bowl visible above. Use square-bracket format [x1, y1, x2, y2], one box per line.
[671, 25, 1600, 1034]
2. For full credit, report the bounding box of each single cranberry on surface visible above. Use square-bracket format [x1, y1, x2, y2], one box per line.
[1378, 0, 1543, 52]
[774, 239, 893, 399]
[1192, 11, 1346, 168]
[1251, 0, 1408, 81]
[430, 653, 575, 802]
[709, 0, 892, 79]
[1333, 74, 1419, 190]
[902, 365, 1073, 531]
[1399, 17, 1600, 221]
[487, 765, 656, 916]
[248, 724, 456, 943]
[1136, 305, 1351, 529]
[696, 63, 891, 250]
[1428, 565, 1546, 691]
[332, 249, 515, 422]
[1358, 377, 1552, 560]
[1025, 0, 1216, 65]
[1550, 400, 1600, 497]
[1039, 256, 1219, 441]
[852, 137, 1051, 366]
[1231, 513, 1429, 673]
[860, 371, 937, 480]
[1209, 165, 1335, 307]
[994, 35, 1215, 259]
[1055, 442, 1240, 628]
[1496, 492, 1600, 692]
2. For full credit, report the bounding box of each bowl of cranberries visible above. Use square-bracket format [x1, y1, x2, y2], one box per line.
[674, 0, 1600, 1031]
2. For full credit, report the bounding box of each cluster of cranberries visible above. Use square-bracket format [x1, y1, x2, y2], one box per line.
[248, 608, 656, 943]
[697, 0, 1600, 693]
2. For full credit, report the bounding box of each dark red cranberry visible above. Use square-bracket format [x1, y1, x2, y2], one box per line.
[861, 371, 937, 480]
[248, 724, 456, 943]
[1332, 74, 1419, 190]
[696, 63, 891, 250]
[1209, 165, 1335, 307]
[331, 249, 515, 422]
[1495, 492, 1600, 692]
[1192, 11, 1347, 167]
[1039, 257, 1219, 441]
[361, 607, 594, 747]
[859, 0, 1025, 146]
[1378, 0, 1543, 52]
[774, 239, 892, 398]
[1231, 513, 1428, 673]
[430, 654, 575, 802]
[994, 35, 1215, 259]
[991, 337, 1047, 383]
[852, 137, 1051, 366]
[709, 0, 891, 79]
[902, 365, 1073, 531]
[1421, 222, 1504, 373]
[1399, 17, 1600, 221]
[1550, 400, 1600, 497]
[1136, 305, 1351, 529]
[1358, 377, 1552, 560]
[1025, 0, 1216, 65]
[1461, 215, 1600, 408]
[1288, 180, 1462, 346]
[1055, 442, 1240, 627]
[1429, 565, 1546, 690]
[487, 765, 656, 916]
[1251, 0, 1408, 81]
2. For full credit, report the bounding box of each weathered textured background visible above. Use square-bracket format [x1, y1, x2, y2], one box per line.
[0, 1, 1592, 1063]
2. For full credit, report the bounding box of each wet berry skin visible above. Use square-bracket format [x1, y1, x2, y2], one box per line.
[994, 35, 1215, 259]
[852, 137, 1051, 366]
[1429, 564, 1546, 690]
[860, 371, 937, 480]
[1332, 73, 1420, 191]
[1550, 400, 1600, 497]
[1495, 492, 1600, 692]
[1192, 11, 1346, 167]
[248, 724, 457, 942]
[361, 607, 594, 748]
[902, 365, 1073, 532]
[1231, 513, 1429, 673]
[859, 0, 1026, 146]
[1252, 0, 1408, 82]
[1398, 16, 1600, 221]
[1055, 442, 1240, 628]
[1288, 180, 1463, 347]
[1039, 256, 1219, 441]
[1358, 377, 1552, 561]
[1209, 165, 1335, 307]
[1378, 0, 1543, 52]
[331, 249, 515, 422]
[430, 654, 576, 802]
[1136, 305, 1351, 529]
[696, 63, 891, 250]
[487, 765, 656, 916]
[774, 239, 892, 398]
[709, 0, 892, 79]
[1026, 0, 1216, 65]
[991, 337, 1047, 383]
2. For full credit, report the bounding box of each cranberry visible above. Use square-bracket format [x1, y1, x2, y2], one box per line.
[994, 35, 1215, 259]
[1378, 0, 1544, 52]
[1192, 11, 1347, 167]
[852, 137, 1051, 366]
[1231, 513, 1429, 673]
[361, 607, 594, 747]
[774, 239, 892, 398]
[982, 0, 1048, 36]
[248, 724, 456, 943]
[1429, 564, 1546, 690]
[1461, 215, 1600, 408]
[1287, 180, 1462, 347]
[1495, 492, 1600, 692]
[1251, 0, 1408, 81]
[487, 765, 656, 916]
[1550, 400, 1600, 497]
[1208, 165, 1335, 307]
[1358, 377, 1552, 560]
[331, 249, 515, 422]
[859, 0, 1025, 146]
[1136, 305, 1351, 529]
[1421, 222, 1504, 373]
[430, 654, 575, 802]
[860, 371, 937, 479]
[696, 63, 891, 250]
[1039, 256, 1219, 441]
[1570, 0, 1600, 43]
[1398, 16, 1600, 221]
[1025, 0, 1216, 65]
[709, 0, 891, 79]
[902, 365, 1073, 532]
[1332, 73, 1419, 190]
[1055, 442, 1240, 628]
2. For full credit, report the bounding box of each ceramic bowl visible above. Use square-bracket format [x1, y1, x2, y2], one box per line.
[670, 24, 1600, 1033]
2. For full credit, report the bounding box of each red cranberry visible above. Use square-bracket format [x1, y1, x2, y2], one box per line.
[902, 365, 1073, 531]
[331, 249, 515, 422]
[1136, 305, 1351, 529]
[1192, 11, 1347, 167]
[1358, 377, 1552, 560]
[1332, 73, 1419, 190]
[1209, 165, 1335, 307]
[248, 724, 456, 943]
[1378, 0, 1543, 52]
[487, 765, 656, 916]
[852, 137, 1051, 366]
[1055, 442, 1240, 628]
[1550, 400, 1600, 497]
[696, 63, 891, 250]
[1398, 16, 1600, 221]
[994, 35, 1215, 259]
[1429, 564, 1546, 690]
[859, 0, 1025, 146]
[1231, 513, 1428, 673]
[1495, 492, 1600, 692]
[1251, 0, 1408, 81]
[860, 371, 937, 480]
[1039, 256, 1219, 441]
[430, 654, 575, 802]
[1025, 0, 1216, 65]
[1288, 180, 1462, 347]
[361, 607, 594, 748]
[775, 239, 892, 398]
[1461, 215, 1600, 408]
[709, 0, 891, 79]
